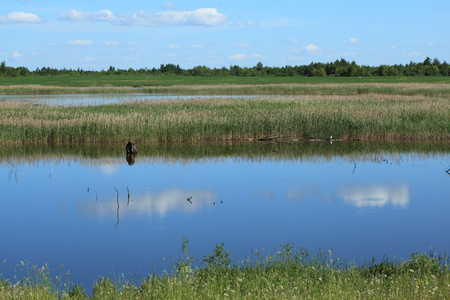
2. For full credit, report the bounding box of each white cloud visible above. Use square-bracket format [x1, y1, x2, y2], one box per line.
[12, 52, 22, 59]
[405, 52, 422, 58]
[121, 8, 227, 26]
[390, 45, 398, 49]
[342, 52, 357, 57]
[60, 8, 227, 27]
[93, 10, 118, 22]
[59, 9, 118, 22]
[124, 42, 142, 51]
[289, 37, 299, 44]
[190, 44, 204, 48]
[346, 38, 358, 44]
[0, 12, 42, 23]
[59, 9, 90, 21]
[304, 44, 320, 52]
[228, 53, 262, 60]
[38, 43, 56, 47]
[168, 44, 180, 49]
[67, 40, 94, 47]
[292, 44, 321, 53]
[228, 54, 247, 60]
[103, 40, 119, 47]
[161, 2, 177, 10]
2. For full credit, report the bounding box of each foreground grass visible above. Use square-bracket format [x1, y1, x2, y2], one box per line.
[0, 93, 449, 145]
[1, 241, 450, 299]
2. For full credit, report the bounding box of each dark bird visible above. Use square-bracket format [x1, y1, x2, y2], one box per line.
[187, 196, 192, 204]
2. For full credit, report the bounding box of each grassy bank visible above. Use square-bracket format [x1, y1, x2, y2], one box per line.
[2, 82, 450, 96]
[1, 242, 449, 299]
[1, 75, 450, 95]
[0, 93, 449, 145]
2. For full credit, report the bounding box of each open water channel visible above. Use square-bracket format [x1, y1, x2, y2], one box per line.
[0, 93, 258, 106]
[1, 141, 449, 292]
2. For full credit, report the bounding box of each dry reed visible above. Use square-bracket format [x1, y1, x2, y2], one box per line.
[0, 93, 448, 145]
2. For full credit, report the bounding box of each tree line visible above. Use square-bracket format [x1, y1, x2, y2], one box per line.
[1, 57, 449, 78]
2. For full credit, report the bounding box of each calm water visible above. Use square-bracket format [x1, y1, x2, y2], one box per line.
[1, 142, 449, 292]
[0, 93, 260, 106]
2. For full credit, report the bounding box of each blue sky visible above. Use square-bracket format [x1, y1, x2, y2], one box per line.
[1, 0, 449, 71]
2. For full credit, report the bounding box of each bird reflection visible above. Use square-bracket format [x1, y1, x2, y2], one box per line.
[126, 153, 136, 165]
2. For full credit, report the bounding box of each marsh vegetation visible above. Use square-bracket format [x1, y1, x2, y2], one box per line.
[1, 76, 449, 298]
[1, 91, 448, 145]
[1, 242, 449, 299]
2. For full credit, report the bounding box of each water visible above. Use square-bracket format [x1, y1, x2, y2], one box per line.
[0, 93, 258, 106]
[1, 142, 449, 292]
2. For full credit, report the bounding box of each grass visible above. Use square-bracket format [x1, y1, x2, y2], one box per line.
[1, 240, 450, 299]
[0, 93, 449, 145]
[1, 75, 450, 95]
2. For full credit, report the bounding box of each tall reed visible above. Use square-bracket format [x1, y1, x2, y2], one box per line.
[0, 93, 449, 145]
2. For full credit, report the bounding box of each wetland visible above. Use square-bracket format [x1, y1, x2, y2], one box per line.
[1, 141, 449, 295]
[0, 79, 449, 297]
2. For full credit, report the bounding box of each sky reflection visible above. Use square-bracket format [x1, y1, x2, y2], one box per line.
[338, 184, 409, 208]
[78, 189, 218, 218]
[0, 143, 449, 292]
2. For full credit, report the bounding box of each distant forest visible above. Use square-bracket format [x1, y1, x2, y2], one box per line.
[1, 57, 449, 77]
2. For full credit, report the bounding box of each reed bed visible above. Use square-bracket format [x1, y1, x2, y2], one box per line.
[2, 82, 450, 96]
[0, 93, 448, 145]
[1, 242, 449, 299]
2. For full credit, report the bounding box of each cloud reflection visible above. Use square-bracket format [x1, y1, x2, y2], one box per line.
[78, 189, 217, 218]
[338, 185, 409, 208]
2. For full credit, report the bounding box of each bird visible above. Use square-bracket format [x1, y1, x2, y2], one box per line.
[187, 197, 192, 204]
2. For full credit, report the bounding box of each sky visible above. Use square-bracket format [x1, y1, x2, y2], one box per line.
[1, 0, 449, 71]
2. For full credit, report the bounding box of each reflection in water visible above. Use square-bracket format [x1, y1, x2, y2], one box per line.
[1, 141, 449, 294]
[78, 189, 218, 219]
[338, 185, 409, 208]
[99, 164, 119, 175]
[126, 153, 136, 165]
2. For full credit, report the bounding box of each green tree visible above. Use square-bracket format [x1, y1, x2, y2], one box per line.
[387, 66, 399, 76]
[0, 61, 6, 74]
[423, 57, 432, 66]
[255, 61, 263, 72]
[439, 61, 449, 76]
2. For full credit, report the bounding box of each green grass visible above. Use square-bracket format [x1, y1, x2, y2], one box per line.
[1, 75, 450, 95]
[1, 240, 450, 299]
[1, 74, 450, 87]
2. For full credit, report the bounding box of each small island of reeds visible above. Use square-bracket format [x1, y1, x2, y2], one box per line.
[1, 80, 449, 146]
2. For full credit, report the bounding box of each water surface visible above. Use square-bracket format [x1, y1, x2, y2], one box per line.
[1, 142, 449, 291]
[0, 93, 257, 106]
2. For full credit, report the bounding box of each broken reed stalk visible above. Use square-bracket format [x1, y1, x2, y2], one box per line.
[127, 186, 130, 206]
